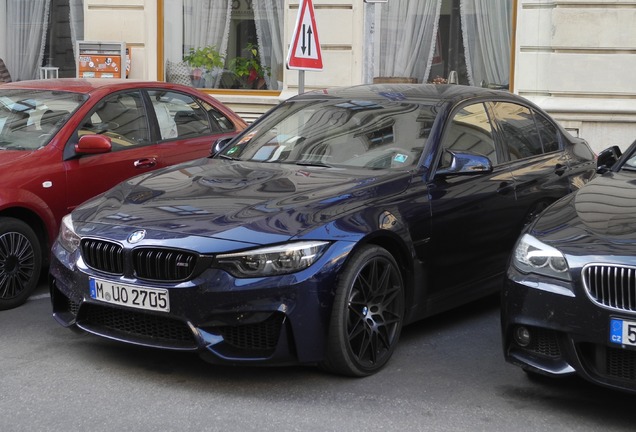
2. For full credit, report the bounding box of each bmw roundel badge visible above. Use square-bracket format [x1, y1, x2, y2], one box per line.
[128, 230, 146, 244]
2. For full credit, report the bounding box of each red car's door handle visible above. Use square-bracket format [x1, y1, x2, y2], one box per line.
[134, 158, 157, 169]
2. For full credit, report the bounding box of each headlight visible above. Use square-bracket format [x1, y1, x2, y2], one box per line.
[513, 234, 570, 281]
[214, 241, 331, 277]
[58, 214, 81, 253]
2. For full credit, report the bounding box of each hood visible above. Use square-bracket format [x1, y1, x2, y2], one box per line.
[531, 171, 636, 254]
[73, 158, 411, 245]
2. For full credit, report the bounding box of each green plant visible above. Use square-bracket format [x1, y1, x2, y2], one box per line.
[229, 43, 270, 87]
[183, 45, 225, 71]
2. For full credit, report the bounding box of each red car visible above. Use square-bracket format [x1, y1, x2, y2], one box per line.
[0, 79, 246, 309]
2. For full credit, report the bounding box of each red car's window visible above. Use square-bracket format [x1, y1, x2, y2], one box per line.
[79, 91, 150, 149]
[148, 90, 234, 141]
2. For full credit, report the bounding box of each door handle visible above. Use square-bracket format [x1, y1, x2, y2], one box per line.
[134, 158, 157, 169]
[555, 163, 567, 176]
[497, 181, 515, 195]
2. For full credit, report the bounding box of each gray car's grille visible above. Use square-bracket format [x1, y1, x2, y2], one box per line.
[583, 264, 636, 312]
[81, 239, 197, 282]
[133, 248, 196, 281]
[81, 239, 124, 274]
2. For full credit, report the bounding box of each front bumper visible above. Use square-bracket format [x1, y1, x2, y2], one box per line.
[50, 240, 353, 366]
[502, 266, 636, 394]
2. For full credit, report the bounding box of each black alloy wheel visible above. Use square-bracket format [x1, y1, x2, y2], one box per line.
[322, 245, 404, 377]
[0, 217, 42, 310]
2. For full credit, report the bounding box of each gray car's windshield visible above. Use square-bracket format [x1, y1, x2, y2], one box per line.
[218, 99, 437, 170]
[0, 90, 86, 150]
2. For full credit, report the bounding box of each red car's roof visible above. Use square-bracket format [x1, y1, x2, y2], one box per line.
[0, 78, 195, 95]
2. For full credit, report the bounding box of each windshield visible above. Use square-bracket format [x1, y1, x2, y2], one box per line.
[0, 89, 86, 150]
[218, 98, 437, 170]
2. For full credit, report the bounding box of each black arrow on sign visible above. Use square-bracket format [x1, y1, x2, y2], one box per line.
[301, 24, 313, 56]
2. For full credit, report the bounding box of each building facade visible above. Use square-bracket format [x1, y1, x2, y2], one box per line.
[0, 0, 634, 153]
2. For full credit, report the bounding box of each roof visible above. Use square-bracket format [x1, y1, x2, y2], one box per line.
[0, 78, 193, 95]
[300, 83, 517, 105]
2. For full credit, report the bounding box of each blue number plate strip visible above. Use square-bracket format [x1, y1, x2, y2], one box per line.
[610, 318, 636, 346]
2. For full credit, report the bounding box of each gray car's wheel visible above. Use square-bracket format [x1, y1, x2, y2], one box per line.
[322, 245, 404, 377]
[0, 217, 42, 310]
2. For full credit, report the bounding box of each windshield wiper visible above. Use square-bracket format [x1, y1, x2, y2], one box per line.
[216, 154, 240, 161]
[295, 161, 332, 168]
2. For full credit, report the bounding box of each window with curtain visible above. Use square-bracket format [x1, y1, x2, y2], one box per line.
[460, 0, 511, 88]
[5, 0, 50, 81]
[364, 0, 512, 88]
[164, 0, 283, 91]
[364, 0, 442, 84]
[2, 0, 83, 81]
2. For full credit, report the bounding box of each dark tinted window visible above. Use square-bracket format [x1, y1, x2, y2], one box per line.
[534, 113, 560, 153]
[490, 102, 543, 161]
[219, 99, 433, 169]
[442, 102, 497, 165]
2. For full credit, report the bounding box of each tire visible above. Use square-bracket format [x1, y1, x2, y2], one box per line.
[0, 217, 43, 310]
[321, 245, 404, 377]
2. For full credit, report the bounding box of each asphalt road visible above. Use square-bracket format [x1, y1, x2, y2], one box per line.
[1, 286, 634, 432]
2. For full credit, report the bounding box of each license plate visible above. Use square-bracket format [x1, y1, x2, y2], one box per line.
[610, 318, 636, 346]
[89, 278, 170, 313]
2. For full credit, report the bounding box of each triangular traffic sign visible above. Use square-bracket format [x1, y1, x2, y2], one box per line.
[286, 0, 323, 71]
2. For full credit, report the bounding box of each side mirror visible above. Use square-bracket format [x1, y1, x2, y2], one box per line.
[436, 150, 493, 177]
[596, 145, 622, 174]
[74, 134, 112, 155]
[210, 136, 234, 157]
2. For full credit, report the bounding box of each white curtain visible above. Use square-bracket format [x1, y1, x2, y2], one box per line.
[460, 0, 512, 87]
[377, 0, 442, 82]
[69, 0, 84, 62]
[6, 0, 50, 81]
[182, 1, 231, 62]
[252, 0, 284, 90]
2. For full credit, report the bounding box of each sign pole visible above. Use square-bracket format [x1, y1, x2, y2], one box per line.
[299, 70, 305, 94]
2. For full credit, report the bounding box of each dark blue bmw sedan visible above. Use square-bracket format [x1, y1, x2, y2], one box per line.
[50, 84, 596, 376]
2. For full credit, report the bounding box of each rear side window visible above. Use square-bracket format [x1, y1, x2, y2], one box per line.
[490, 102, 543, 160]
[148, 90, 234, 140]
[534, 113, 560, 153]
[490, 101, 561, 160]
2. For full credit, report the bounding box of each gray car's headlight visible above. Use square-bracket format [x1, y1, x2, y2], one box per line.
[58, 214, 81, 253]
[513, 233, 570, 281]
[214, 241, 331, 277]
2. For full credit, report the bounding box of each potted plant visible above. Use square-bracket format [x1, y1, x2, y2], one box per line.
[229, 43, 270, 89]
[183, 45, 225, 87]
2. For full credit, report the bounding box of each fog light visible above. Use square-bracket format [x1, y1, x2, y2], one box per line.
[514, 326, 531, 347]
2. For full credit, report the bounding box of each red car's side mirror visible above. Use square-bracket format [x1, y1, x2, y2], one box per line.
[75, 134, 112, 155]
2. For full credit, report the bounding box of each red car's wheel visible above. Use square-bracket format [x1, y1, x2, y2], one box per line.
[0, 217, 42, 310]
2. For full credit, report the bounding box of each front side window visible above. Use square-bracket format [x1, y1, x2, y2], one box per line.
[218, 99, 433, 170]
[441, 102, 497, 166]
[163, 0, 284, 91]
[78, 91, 150, 149]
